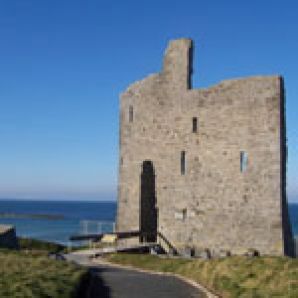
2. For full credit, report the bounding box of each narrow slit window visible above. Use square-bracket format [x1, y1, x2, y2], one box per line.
[181, 151, 186, 175]
[240, 151, 248, 172]
[182, 208, 187, 220]
[129, 105, 133, 123]
[192, 117, 198, 133]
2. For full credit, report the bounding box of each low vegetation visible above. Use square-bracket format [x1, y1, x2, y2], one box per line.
[18, 237, 87, 253]
[106, 253, 298, 297]
[18, 237, 66, 253]
[0, 239, 87, 297]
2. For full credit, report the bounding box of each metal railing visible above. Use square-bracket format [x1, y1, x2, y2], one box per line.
[79, 220, 115, 235]
[70, 229, 178, 254]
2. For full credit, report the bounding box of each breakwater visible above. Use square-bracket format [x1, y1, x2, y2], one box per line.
[0, 213, 64, 220]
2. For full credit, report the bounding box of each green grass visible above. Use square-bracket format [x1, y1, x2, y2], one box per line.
[18, 237, 67, 253]
[106, 253, 298, 297]
[0, 242, 88, 297]
[18, 237, 89, 253]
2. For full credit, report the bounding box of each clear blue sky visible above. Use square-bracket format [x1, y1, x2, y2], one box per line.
[0, 0, 297, 201]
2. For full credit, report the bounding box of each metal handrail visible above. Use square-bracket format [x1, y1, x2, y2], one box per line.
[69, 230, 178, 254]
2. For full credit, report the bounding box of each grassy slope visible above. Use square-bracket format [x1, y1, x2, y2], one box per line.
[18, 237, 67, 253]
[107, 254, 298, 297]
[0, 239, 87, 298]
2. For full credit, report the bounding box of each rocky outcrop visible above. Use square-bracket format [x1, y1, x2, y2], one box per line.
[0, 225, 19, 249]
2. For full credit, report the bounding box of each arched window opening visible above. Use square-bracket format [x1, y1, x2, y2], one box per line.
[140, 160, 157, 243]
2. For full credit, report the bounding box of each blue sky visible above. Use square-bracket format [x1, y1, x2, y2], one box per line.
[0, 0, 297, 201]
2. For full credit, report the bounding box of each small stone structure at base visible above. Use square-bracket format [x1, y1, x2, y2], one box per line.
[116, 38, 294, 257]
[0, 224, 19, 249]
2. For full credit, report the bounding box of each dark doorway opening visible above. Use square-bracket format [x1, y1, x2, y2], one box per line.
[140, 160, 157, 243]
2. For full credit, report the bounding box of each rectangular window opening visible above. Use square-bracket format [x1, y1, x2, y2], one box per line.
[174, 209, 187, 220]
[181, 151, 186, 175]
[129, 106, 133, 123]
[240, 151, 248, 172]
[192, 117, 198, 133]
[182, 208, 187, 220]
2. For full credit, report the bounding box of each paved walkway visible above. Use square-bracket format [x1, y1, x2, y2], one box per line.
[65, 253, 206, 298]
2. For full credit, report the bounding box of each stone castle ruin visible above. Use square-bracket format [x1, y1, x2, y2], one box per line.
[116, 38, 294, 257]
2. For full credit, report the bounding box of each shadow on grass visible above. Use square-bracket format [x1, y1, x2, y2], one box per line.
[75, 268, 111, 298]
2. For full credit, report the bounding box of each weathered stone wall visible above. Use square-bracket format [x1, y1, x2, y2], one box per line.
[116, 38, 294, 256]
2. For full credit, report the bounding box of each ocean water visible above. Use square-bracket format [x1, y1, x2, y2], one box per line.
[0, 200, 297, 246]
[0, 200, 116, 245]
[289, 203, 298, 236]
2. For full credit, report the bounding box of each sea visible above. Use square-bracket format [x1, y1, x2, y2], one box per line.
[0, 200, 116, 246]
[0, 199, 297, 246]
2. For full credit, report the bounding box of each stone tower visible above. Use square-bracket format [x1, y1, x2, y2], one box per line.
[116, 38, 294, 257]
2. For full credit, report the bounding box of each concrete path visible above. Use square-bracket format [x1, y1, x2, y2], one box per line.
[65, 253, 206, 298]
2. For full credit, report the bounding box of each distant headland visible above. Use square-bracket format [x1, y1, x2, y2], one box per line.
[0, 213, 64, 220]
